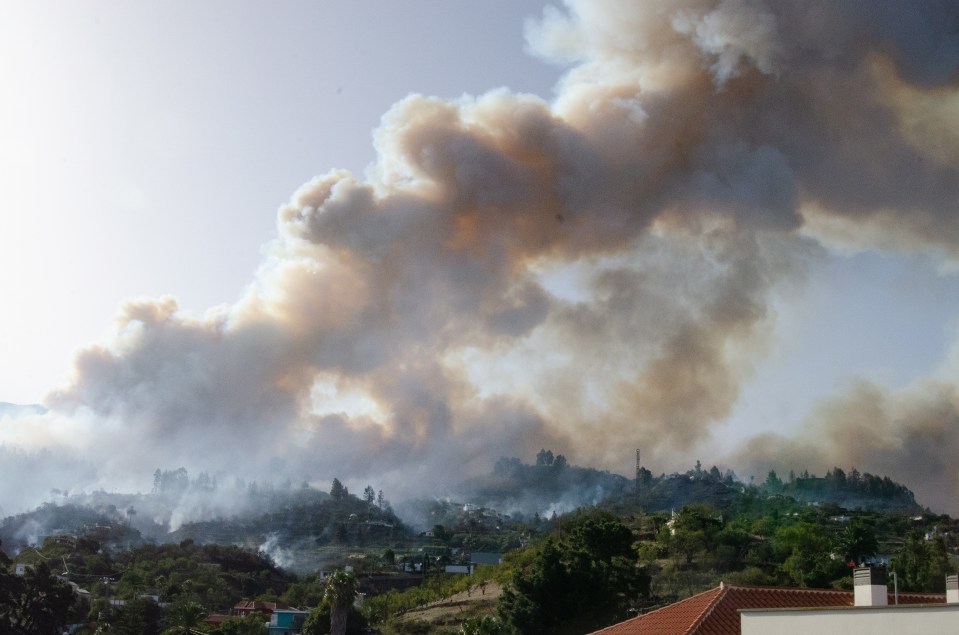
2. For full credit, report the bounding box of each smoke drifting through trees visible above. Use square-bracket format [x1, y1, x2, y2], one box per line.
[2, 0, 959, 515]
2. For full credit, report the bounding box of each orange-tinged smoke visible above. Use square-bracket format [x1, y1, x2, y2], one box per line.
[3, 0, 958, 516]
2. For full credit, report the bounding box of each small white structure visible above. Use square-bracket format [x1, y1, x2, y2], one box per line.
[853, 566, 887, 607]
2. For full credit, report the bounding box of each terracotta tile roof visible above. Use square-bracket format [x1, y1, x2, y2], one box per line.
[586, 584, 946, 635]
[233, 599, 291, 614]
[202, 614, 232, 625]
[588, 586, 724, 635]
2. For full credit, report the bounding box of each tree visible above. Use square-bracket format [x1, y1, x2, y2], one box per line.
[499, 539, 569, 634]
[838, 518, 878, 565]
[773, 522, 844, 587]
[363, 485, 375, 505]
[432, 524, 451, 544]
[553, 454, 567, 469]
[330, 478, 347, 501]
[324, 570, 358, 635]
[0, 565, 24, 632]
[219, 612, 269, 635]
[764, 470, 783, 492]
[107, 597, 164, 635]
[891, 532, 952, 592]
[383, 548, 396, 567]
[460, 615, 508, 634]
[499, 513, 648, 634]
[3, 561, 80, 635]
[303, 602, 368, 635]
[535, 449, 554, 466]
[162, 600, 207, 635]
[665, 505, 723, 565]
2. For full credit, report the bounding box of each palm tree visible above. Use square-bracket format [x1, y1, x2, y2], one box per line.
[162, 600, 207, 635]
[324, 570, 358, 635]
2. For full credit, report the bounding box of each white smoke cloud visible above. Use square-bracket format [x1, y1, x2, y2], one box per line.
[259, 532, 295, 570]
[2, 0, 958, 516]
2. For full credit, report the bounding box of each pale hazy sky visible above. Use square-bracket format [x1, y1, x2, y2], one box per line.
[2, 1, 959, 514]
[0, 0, 556, 402]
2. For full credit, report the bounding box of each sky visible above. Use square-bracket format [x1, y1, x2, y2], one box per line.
[1, 0, 959, 517]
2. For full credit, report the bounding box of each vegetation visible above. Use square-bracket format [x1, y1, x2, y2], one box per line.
[0, 458, 956, 634]
[762, 467, 920, 513]
[0, 556, 84, 634]
[498, 511, 649, 634]
[326, 570, 358, 635]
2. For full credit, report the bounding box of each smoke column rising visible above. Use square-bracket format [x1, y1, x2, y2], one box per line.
[3, 0, 959, 515]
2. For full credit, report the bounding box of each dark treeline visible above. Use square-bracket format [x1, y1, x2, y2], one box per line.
[762, 466, 920, 513]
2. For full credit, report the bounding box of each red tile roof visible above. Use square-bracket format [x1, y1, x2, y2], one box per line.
[233, 599, 291, 614]
[586, 584, 946, 635]
[202, 614, 232, 625]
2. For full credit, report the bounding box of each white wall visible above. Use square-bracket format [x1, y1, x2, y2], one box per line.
[741, 605, 959, 635]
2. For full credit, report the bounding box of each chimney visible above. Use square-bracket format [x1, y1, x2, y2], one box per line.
[853, 567, 888, 607]
[947, 574, 958, 604]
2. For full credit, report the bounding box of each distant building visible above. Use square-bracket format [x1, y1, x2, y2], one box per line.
[470, 552, 502, 566]
[233, 600, 292, 616]
[230, 600, 308, 634]
[741, 570, 959, 635]
[201, 614, 233, 629]
[268, 608, 309, 634]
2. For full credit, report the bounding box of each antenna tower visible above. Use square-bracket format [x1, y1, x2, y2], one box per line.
[635, 448, 641, 497]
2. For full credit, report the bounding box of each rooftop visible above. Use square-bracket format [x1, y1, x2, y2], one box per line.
[586, 583, 945, 635]
[233, 600, 292, 614]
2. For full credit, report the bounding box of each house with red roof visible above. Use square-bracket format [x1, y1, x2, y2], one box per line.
[233, 599, 292, 616]
[587, 569, 957, 635]
[228, 600, 309, 634]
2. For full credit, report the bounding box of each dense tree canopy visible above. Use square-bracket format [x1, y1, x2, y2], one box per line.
[0, 561, 81, 635]
[891, 531, 953, 592]
[499, 512, 649, 635]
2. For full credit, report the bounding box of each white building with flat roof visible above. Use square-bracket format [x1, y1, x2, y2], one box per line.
[741, 570, 959, 635]
[742, 602, 959, 634]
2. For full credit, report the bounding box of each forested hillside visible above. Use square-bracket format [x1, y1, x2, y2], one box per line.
[1, 458, 954, 634]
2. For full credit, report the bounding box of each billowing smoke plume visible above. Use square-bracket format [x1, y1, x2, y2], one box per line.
[4, 0, 959, 515]
[735, 353, 959, 514]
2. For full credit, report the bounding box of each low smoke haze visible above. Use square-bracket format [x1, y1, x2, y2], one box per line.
[2, 0, 959, 519]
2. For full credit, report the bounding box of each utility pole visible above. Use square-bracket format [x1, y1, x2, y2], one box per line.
[635, 448, 641, 501]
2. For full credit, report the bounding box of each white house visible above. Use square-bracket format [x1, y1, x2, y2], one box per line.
[740, 570, 959, 635]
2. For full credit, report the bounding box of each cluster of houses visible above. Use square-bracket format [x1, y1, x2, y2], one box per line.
[202, 600, 309, 635]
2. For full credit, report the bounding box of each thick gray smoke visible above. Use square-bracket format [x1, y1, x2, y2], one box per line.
[4, 0, 959, 515]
